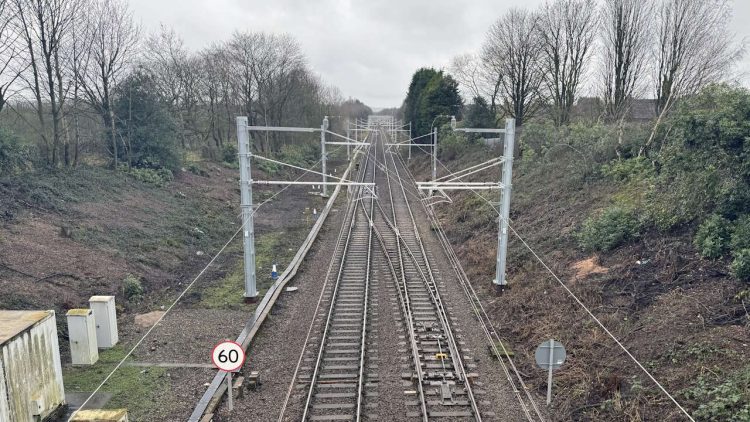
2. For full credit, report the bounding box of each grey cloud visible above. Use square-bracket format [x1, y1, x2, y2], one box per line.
[130, 0, 750, 108]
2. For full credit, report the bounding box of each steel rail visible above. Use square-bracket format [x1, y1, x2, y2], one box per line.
[276, 132, 373, 422]
[394, 151, 546, 421]
[355, 139, 377, 420]
[300, 140, 375, 421]
[189, 143, 357, 422]
[384, 137, 482, 420]
[378, 133, 430, 422]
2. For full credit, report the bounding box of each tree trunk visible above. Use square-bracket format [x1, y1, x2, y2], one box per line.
[109, 101, 118, 169]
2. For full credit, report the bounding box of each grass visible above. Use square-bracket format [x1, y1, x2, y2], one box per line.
[199, 228, 305, 309]
[63, 345, 170, 420]
[0, 166, 131, 219]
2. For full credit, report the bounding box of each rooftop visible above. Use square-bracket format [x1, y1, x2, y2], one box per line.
[70, 409, 128, 421]
[66, 308, 92, 317]
[0, 310, 54, 346]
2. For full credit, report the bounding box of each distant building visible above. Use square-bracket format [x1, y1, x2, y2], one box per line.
[367, 115, 394, 126]
[572, 97, 657, 122]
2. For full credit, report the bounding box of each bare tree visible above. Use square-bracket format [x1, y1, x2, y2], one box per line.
[0, 0, 26, 113]
[66, 1, 90, 166]
[143, 26, 206, 148]
[642, 0, 743, 153]
[599, 0, 652, 120]
[142, 25, 185, 107]
[227, 31, 305, 152]
[449, 53, 503, 114]
[14, 0, 80, 166]
[198, 43, 237, 150]
[537, 0, 598, 126]
[78, 0, 139, 169]
[482, 8, 544, 126]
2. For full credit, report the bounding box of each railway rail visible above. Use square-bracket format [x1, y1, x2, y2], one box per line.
[283, 127, 504, 421]
[296, 133, 379, 420]
[368, 130, 483, 420]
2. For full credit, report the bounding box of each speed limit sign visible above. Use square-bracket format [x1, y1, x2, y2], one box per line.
[211, 340, 246, 372]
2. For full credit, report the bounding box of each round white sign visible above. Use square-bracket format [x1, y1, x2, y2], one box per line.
[211, 340, 246, 372]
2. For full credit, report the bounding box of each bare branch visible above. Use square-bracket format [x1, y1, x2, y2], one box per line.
[537, 0, 598, 126]
[482, 8, 545, 126]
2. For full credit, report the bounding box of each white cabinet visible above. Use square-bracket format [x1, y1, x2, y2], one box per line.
[89, 296, 118, 348]
[66, 309, 98, 365]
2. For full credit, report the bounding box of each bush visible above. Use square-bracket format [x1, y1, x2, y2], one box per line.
[730, 216, 750, 252]
[601, 157, 654, 183]
[187, 163, 208, 177]
[577, 206, 641, 251]
[695, 214, 732, 259]
[278, 143, 318, 167]
[222, 144, 237, 164]
[645, 85, 750, 229]
[438, 129, 474, 161]
[125, 167, 174, 187]
[0, 128, 30, 176]
[256, 143, 320, 176]
[122, 274, 144, 301]
[732, 249, 750, 282]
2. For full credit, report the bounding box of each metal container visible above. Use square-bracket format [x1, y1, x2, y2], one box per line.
[0, 310, 66, 421]
[89, 296, 118, 349]
[66, 309, 99, 365]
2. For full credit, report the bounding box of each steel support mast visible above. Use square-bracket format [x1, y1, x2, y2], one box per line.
[237, 116, 258, 300]
[431, 127, 437, 196]
[494, 118, 515, 286]
[321, 117, 328, 197]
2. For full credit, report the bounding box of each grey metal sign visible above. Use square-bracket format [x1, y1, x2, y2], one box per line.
[535, 339, 566, 370]
[535, 339, 566, 405]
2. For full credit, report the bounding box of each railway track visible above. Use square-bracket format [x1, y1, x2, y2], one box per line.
[297, 135, 379, 421]
[289, 126, 490, 421]
[367, 130, 484, 420]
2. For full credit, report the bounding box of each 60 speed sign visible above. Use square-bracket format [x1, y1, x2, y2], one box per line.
[211, 340, 246, 372]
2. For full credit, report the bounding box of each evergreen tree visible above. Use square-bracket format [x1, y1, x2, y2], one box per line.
[403, 68, 463, 137]
[114, 70, 180, 171]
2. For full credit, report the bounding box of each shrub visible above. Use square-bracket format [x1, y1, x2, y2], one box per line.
[646, 85, 750, 229]
[222, 144, 237, 164]
[438, 129, 474, 161]
[730, 215, 750, 252]
[278, 143, 318, 167]
[122, 274, 144, 301]
[694, 214, 732, 259]
[0, 128, 30, 176]
[256, 159, 281, 175]
[125, 167, 173, 187]
[732, 249, 750, 282]
[187, 163, 208, 177]
[577, 206, 641, 251]
[601, 156, 654, 183]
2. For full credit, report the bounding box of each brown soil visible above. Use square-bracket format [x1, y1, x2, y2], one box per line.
[0, 155, 351, 420]
[405, 146, 750, 421]
[134, 311, 166, 328]
[571, 256, 609, 280]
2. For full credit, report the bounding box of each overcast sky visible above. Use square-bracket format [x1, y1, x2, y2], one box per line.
[129, 0, 750, 109]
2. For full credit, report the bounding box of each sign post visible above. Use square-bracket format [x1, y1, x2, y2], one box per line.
[535, 339, 566, 405]
[212, 340, 246, 412]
